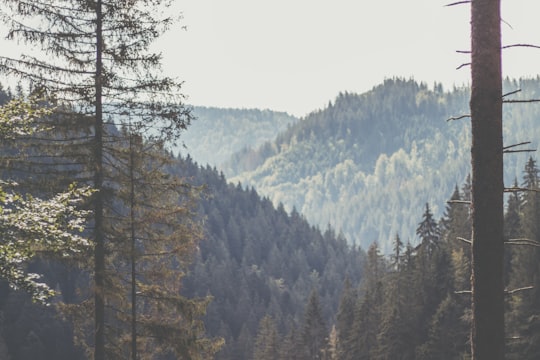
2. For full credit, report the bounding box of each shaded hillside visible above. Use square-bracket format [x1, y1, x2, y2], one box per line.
[177, 158, 365, 360]
[0, 120, 364, 360]
[228, 78, 540, 252]
[177, 107, 297, 170]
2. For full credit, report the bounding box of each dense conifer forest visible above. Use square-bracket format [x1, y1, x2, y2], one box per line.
[2, 76, 540, 358]
[225, 78, 540, 252]
[1, 0, 538, 358]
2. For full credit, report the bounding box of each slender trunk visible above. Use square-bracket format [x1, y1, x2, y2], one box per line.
[129, 132, 137, 360]
[94, 0, 105, 359]
[470, 0, 505, 358]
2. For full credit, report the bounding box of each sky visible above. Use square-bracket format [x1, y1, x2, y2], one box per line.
[156, 0, 540, 117]
[1, 0, 540, 117]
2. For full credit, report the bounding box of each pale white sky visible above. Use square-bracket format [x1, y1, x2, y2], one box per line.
[2, 0, 540, 117]
[159, 0, 540, 116]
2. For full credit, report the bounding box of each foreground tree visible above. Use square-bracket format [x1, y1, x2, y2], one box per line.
[469, 0, 505, 358]
[0, 1, 201, 358]
[0, 98, 91, 303]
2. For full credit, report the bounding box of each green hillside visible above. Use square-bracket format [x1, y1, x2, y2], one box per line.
[228, 78, 540, 252]
[178, 107, 297, 170]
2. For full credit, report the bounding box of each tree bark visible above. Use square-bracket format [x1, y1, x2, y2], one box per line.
[470, 0, 505, 359]
[94, 0, 105, 359]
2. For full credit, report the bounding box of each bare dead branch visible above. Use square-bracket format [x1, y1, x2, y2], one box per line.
[502, 89, 521, 98]
[503, 141, 532, 150]
[501, 18, 513, 30]
[447, 200, 472, 204]
[445, 1, 471, 6]
[447, 114, 471, 122]
[504, 187, 540, 193]
[457, 237, 472, 244]
[505, 286, 533, 295]
[503, 99, 540, 104]
[456, 50, 471, 54]
[502, 43, 540, 50]
[455, 290, 472, 295]
[456, 62, 471, 70]
[503, 149, 536, 154]
[505, 238, 540, 247]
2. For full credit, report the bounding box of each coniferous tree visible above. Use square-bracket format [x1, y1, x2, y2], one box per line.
[346, 243, 384, 360]
[0, 1, 197, 358]
[108, 130, 222, 359]
[507, 158, 540, 359]
[373, 236, 413, 360]
[253, 315, 280, 360]
[416, 203, 440, 257]
[0, 98, 92, 303]
[335, 277, 357, 359]
[300, 289, 328, 360]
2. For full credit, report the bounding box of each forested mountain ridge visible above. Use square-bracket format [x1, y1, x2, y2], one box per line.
[225, 77, 540, 252]
[0, 94, 364, 359]
[177, 107, 297, 172]
[178, 158, 365, 360]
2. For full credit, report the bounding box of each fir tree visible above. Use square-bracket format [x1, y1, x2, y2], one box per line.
[0, 1, 201, 358]
[253, 315, 280, 360]
[300, 289, 328, 360]
[335, 277, 357, 359]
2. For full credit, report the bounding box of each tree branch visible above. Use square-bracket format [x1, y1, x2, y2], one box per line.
[457, 237, 472, 244]
[502, 43, 540, 50]
[505, 286, 533, 295]
[502, 89, 521, 98]
[447, 114, 471, 122]
[445, 1, 471, 6]
[505, 238, 540, 247]
[504, 187, 540, 193]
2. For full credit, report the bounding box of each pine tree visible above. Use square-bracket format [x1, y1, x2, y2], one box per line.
[300, 289, 328, 360]
[507, 158, 540, 359]
[373, 238, 415, 360]
[253, 315, 280, 360]
[415, 203, 440, 257]
[108, 130, 222, 359]
[335, 277, 357, 359]
[346, 243, 384, 360]
[0, 1, 197, 358]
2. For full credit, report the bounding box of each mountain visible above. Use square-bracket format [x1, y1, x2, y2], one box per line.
[177, 106, 297, 171]
[178, 158, 364, 360]
[0, 117, 364, 360]
[225, 77, 540, 252]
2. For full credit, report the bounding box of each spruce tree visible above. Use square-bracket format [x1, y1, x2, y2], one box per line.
[507, 158, 540, 359]
[301, 289, 328, 360]
[0, 1, 197, 358]
[253, 315, 280, 360]
[335, 277, 356, 359]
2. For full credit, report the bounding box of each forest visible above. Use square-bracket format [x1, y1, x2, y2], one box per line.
[0, 0, 538, 360]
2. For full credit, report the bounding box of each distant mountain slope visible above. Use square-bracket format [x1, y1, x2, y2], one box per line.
[176, 158, 365, 360]
[228, 78, 540, 252]
[177, 107, 297, 170]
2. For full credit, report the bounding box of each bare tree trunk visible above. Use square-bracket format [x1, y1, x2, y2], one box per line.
[470, 0, 505, 359]
[94, 0, 105, 359]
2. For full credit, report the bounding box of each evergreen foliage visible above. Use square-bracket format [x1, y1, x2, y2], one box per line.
[227, 78, 540, 252]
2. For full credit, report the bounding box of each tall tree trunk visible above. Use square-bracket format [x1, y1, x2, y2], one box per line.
[94, 0, 105, 359]
[470, 0, 505, 359]
[129, 132, 137, 360]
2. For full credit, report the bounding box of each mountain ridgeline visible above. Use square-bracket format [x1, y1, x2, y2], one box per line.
[179, 107, 297, 171]
[218, 77, 540, 252]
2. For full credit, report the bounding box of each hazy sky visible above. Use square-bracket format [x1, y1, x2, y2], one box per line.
[158, 0, 540, 116]
[2, 0, 540, 117]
